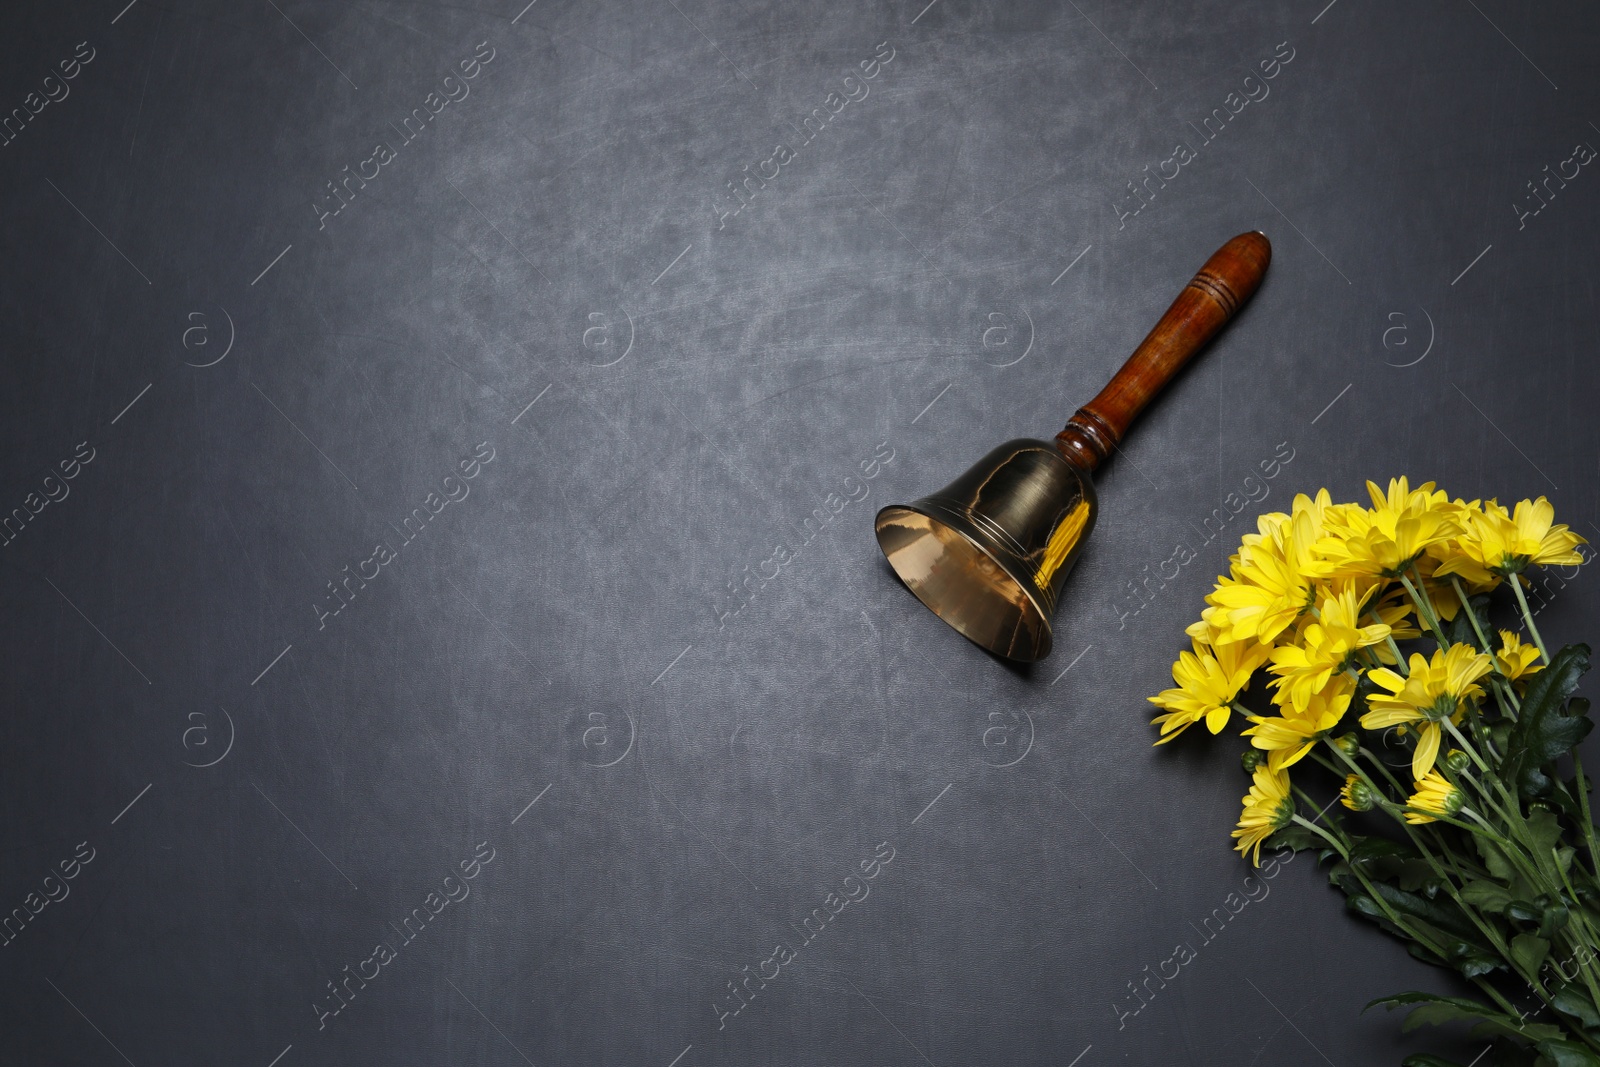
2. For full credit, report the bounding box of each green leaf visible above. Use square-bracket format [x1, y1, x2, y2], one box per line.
[1528, 809, 1565, 856]
[1534, 1038, 1600, 1066]
[1265, 823, 1321, 852]
[1403, 865, 1446, 897]
[1511, 900, 1544, 924]
[1505, 645, 1593, 796]
[1454, 945, 1510, 979]
[1480, 837, 1520, 881]
[1368, 991, 1562, 1041]
[1407, 938, 1447, 967]
[1463, 880, 1515, 913]
[1446, 594, 1493, 651]
[1540, 903, 1571, 939]
[1373, 880, 1494, 942]
[1367, 991, 1448, 1013]
[1551, 984, 1600, 1029]
[1348, 836, 1441, 893]
[1488, 1037, 1546, 1066]
[1512, 932, 1551, 975]
[1557, 847, 1578, 878]
[1353, 835, 1420, 862]
[1329, 860, 1363, 898]
[1401, 1056, 1468, 1067]
[1347, 893, 1426, 949]
[1556, 769, 1595, 823]
[1523, 645, 1592, 721]
[1352, 881, 1507, 977]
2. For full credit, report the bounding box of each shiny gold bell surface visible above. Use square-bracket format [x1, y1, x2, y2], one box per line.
[874, 231, 1273, 661]
[874, 439, 1094, 662]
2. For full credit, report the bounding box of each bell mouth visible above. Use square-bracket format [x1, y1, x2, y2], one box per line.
[874, 504, 1052, 661]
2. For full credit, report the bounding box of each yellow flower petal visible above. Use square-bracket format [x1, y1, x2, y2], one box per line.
[1412, 723, 1441, 781]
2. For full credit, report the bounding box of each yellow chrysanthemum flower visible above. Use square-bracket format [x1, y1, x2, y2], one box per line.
[1199, 504, 1327, 646]
[1315, 478, 1459, 580]
[1148, 638, 1272, 743]
[1404, 769, 1464, 825]
[1232, 765, 1294, 867]
[1434, 497, 1587, 581]
[1243, 675, 1355, 770]
[1421, 499, 1498, 589]
[1495, 629, 1543, 683]
[1409, 551, 1493, 622]
[1359, 644, 1493, 780]
[1237, 506, 1292, 554]
[1339, 774, 1375, 811]
[1366, 585, 1422, 660]
[1183, 617, 1221, 647]
[1371, 476, 1452, 519]
[1266, 584, 1391, 712]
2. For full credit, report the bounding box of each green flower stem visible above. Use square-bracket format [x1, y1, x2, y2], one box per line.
[1468, 766, 1571, 892]
[1308, 748, 1345, 776]
[1432, 698, 1511, 814]
[1288, 812, 1528, 1024]
[1450, 576, 1522, 719]
[1481, 818, 1600, 1041]
[1400, 570, 1449, 648]
[1509, 572, 1551, 661]
[1416, 807, 1523, 857]
[1458, 806, 1563, 903]
[1482, 981, 1579, 1049]
[1321, 743, 1499, 895]
[1460, 803, 1525, 856]
[1383, 631, 1409, 673]
[1574, 753, 1600, 883]
[1291, 786, 1342, 834]
[1308, 751, 1401, 821]
[1346, 748, 1488, 876]
[1437, 723, 1522, 833]
[1460, 702, 1504, 763]
[1567, 1012, 1600, 1057]
[1287, 778, 1570, 1041]
[1291, 812, 1348, 859]
[1450, 766, 1530, 851]
[1317, 746, 1403, 817]
[1551, 850, 1600, 1025]
[1449, 576, 1493, 651]
[1442, 718, 1492, 774]
[1360, 747, 1412, 796]
[1424, 827, 1491, 884]
[1482, 669, 1523, 721]
[1490, 678, 1522, 723]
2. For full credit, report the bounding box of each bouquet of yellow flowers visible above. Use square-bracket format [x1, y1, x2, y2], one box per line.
[1151, 479, 1597, 1065]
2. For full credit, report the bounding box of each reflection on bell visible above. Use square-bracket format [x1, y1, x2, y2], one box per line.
[875, 440, 1095, 662]
[873, 231, 1273, 661]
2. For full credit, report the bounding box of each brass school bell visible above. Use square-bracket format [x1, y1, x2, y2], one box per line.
[874, 231, 1272, 662]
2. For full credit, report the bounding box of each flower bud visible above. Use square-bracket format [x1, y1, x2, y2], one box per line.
[1445, 749, 1471, 774]
[1340, 774, 1375, 812]
[1241, 749, 1265, 773]
[1330, 733, 1361, 759]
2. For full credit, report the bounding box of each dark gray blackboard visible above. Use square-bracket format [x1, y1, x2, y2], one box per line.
[2, 0, 1598, 1063]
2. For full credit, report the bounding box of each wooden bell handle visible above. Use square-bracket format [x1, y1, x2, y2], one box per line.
[1055, 231, 1272, 472]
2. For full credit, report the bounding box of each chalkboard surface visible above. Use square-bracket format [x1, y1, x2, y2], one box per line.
[2, 1, 1597, 1064]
